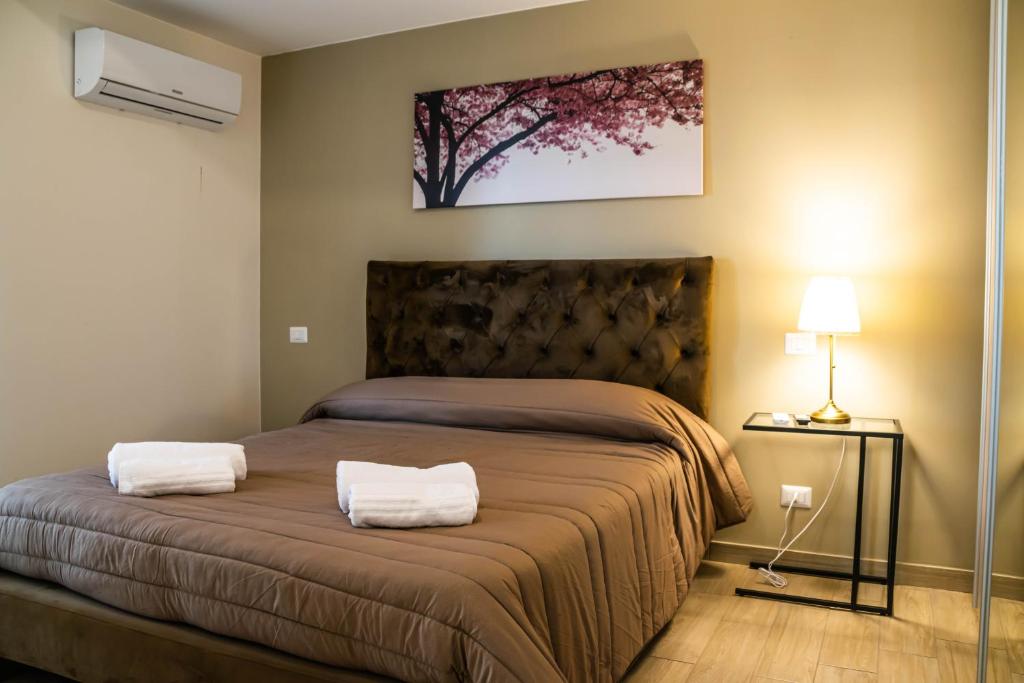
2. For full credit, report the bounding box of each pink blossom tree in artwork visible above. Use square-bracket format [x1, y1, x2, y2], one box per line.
[413, 60, 703, 208]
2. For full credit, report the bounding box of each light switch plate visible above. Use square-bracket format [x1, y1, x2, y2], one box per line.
[785, 332, 817, 355]
[289, 326, 308, 344]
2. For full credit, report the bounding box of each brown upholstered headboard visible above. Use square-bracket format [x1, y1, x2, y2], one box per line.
[365, 258, 714, 418]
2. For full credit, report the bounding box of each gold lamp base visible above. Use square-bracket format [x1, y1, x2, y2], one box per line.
[810, 399, 851, 424]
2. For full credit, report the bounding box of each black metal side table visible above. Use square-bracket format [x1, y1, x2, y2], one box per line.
[736, 413, 904, 616]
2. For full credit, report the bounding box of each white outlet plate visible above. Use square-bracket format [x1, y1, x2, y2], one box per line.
[289, 326, 308, 344]
[780, 484, 812, 509]
[785, 332, 817, 355]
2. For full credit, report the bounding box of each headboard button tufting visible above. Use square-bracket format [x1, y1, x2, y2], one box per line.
[365, 258, 713, 420]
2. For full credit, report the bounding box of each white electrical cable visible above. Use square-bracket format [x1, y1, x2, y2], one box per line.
[758, 437, 848, 589]
[761, 497, 798, 588]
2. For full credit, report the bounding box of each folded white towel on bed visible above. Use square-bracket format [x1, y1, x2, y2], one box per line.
[107, 442, 246, 487]
[335, 461, 478, 513]
[117, 456, 236, 497]
[347, 482, 477, 528]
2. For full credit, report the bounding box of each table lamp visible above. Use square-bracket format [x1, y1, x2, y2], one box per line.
[798, 276, 861, 424]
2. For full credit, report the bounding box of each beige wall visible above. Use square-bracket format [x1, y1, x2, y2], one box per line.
[262, 0, 990, 571]
[0, 0, 262, 484]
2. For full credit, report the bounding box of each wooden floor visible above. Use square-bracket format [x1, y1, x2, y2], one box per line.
[626, 560, 1024, 683]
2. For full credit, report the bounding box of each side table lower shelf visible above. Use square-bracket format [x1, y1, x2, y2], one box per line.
[735, 562, 889, 616]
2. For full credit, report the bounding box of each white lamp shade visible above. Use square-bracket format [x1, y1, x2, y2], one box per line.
[798, 276, 861, 334]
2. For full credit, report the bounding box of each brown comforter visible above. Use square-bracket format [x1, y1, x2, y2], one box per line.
[0, 377, 751, 683]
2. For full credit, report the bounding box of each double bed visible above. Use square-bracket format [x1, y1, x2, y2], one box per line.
[0, 258, 752, 683]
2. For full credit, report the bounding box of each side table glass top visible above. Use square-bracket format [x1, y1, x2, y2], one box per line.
[744, 413, 902, 437]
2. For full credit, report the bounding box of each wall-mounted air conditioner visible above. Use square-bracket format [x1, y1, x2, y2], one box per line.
[74, 27, 241, 131]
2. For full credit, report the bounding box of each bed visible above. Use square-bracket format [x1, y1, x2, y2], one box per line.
[0, 258, 752, 683]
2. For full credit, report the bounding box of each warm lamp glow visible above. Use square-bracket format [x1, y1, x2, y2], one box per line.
[798, 276, 861, 335]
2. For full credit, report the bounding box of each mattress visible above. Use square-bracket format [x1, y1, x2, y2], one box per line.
[0, 377, 751, 683]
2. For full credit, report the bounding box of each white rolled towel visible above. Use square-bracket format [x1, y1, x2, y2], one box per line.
[348, 482, 477, 528]
[118, 456, 236, 497]
[108, 442, 246, 488]
[335, 461, 478, 513]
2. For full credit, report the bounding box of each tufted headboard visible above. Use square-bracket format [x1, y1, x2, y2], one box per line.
[365, 258, 714, 419]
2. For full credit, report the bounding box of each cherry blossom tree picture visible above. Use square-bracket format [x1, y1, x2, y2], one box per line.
[413, 59, 703, 209]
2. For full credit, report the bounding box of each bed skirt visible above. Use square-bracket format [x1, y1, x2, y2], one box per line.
[0, 571, 395, 683]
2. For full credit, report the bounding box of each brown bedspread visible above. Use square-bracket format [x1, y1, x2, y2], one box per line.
[0, 378, 751, 683]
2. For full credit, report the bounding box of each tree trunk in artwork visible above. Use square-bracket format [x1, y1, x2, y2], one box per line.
[413, 60, 704, 208]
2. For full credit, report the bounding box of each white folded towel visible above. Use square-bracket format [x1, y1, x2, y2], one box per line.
[335, 461, 478, 513]
[107, 442, 246, 487]
[347, 482, 477, 528]
[117, 456, 236, 497]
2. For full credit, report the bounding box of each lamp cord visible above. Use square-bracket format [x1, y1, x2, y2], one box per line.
[758, 437, 847, 589]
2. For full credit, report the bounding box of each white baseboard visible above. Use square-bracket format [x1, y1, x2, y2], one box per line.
[708, 540, 1024, 601]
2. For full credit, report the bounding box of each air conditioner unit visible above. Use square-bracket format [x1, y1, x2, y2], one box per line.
[74, 27, 241, 131]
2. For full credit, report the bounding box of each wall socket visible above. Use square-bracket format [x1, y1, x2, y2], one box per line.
[780, 484, 812, 509]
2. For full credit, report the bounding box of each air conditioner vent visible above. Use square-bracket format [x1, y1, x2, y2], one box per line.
[74, 28, 240, 131]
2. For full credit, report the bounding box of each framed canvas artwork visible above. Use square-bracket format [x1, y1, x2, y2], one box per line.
[413, 59, 703, 209]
